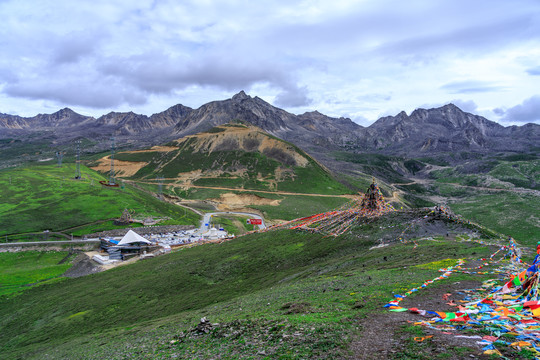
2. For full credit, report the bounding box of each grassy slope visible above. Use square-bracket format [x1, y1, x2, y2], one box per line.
[117, 131, 352, 196]
[450, 192, 540, 246]
[0, 251, 73, 297]
[251, 195, 350, 220]
[330, 154, 538, 246]
[172, 187, 350, 221]
[428, 158, 540, 247]
[0, 164, 199, 237]
[210, 214, 256, 235]
[0, 213, 496, 359]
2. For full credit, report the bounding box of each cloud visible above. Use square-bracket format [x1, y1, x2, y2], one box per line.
[496, 95, 540, 123]
[274, 86, 312, 107]
[50, 31, 107, 64]
[492, 107, 505, 116]
[4, 76, 147, 108]
[440, 80, 506, 94]
[449, 99, 478, 113]
[526, 66, 540, 76]
[97, 51, 308, 101]
[1, 0, 540, 119]
[417, 99, 477, 113]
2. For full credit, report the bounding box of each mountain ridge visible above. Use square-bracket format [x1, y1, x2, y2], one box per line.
[0, 92, 538, 156]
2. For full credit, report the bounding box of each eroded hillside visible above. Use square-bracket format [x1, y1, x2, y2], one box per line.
[92, 123, 351, 197]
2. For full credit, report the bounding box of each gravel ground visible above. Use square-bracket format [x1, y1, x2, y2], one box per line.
[63, 253, 103, 278]
[351, 279, 487, 359]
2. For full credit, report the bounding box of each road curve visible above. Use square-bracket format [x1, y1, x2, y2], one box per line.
[200, 212, 266, 232]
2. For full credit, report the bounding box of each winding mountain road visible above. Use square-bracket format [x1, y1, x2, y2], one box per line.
[200, 212, 266, 232]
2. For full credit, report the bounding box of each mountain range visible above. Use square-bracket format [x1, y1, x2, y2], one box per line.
[1, 91, 538, 156]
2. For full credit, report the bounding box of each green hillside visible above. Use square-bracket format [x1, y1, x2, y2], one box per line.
[332, 153, 539, 246]
[106, 124, 352, 196]
[0, 211, 498, 359]
[0, 251, 75, 297]
[0, 164, 199, 238]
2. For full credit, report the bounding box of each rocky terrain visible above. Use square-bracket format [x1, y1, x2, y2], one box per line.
[1, 91, 538, 160]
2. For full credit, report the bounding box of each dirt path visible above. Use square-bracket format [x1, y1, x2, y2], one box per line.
[351, 279, 486, 359]
[395, 176, 537, 195]
[128, 180, 357, 199]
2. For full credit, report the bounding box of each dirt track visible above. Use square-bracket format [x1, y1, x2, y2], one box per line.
[127, 180, 358, 198]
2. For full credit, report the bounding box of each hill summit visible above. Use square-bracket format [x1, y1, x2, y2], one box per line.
[92, 122, 350, 196]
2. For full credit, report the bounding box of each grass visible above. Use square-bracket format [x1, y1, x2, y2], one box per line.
[449, 192, 540, 246]
[488, 159, 540, 190]
[276, 163, 352, 195]
[252, 195, 350, 220]
[430, 158, 540, 190]
[107, 126, 353, 196]
[210, 215, 256, 235]
[392, 325, 477, 360]
[113, 151, 161, 163]
[69, 221, 144, 237]
[0, 251, 73, 297]
[172, 186, 350, 221]
[332, 152, 411, 184]
[0, 164, 199, 236]
[0, 212, 497, 359]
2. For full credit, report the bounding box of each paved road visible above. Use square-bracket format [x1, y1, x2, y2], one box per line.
[200, 212, 266, 232]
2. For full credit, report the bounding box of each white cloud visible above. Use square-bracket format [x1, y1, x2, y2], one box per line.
[0, 0, 539, 124]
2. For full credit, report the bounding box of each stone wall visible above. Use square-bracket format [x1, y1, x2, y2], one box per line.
[0, 240, 99, 252]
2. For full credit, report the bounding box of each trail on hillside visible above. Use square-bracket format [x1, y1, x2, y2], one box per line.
[391, 177, 540, 198]
[127, 180, 357, 198]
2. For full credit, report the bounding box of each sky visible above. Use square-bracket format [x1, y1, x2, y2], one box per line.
[1, 0, 539, 126]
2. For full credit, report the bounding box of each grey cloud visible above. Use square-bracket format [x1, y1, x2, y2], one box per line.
[274, 86, 312, 108]
[440, 81, 506, 94]
[98, 51, 308, 105]
[374, 14, 539, 60]
[51, 32, 104, 64]
[450, 99, 478, 113]
[493, 107, 505, 116]
[526, 66, 540, 76]
[267, 1, 540, 64]
[0, 68, 17, 83]
[4, 78, 147, 108]
[500, 95, 540, 123]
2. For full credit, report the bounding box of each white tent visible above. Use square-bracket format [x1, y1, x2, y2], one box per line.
[117, 230, 152, 245]
[201, 227, 227, 240]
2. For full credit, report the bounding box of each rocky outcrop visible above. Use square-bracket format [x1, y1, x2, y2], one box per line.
[359, 103, 539, 154]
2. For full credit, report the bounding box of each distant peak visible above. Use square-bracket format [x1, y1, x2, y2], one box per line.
[303, 110, 322, 115]
[232, 90, 250, 101]
[56, 107, 76, 114]
[396, 110, 408, 117]
[442, 103, 460, 110]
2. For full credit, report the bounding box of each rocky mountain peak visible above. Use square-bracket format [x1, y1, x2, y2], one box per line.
[441, 103, 459, 111]
[232, 90, 250, 101]
[54, 107, 77, 115]
[1, 95, 537, 157]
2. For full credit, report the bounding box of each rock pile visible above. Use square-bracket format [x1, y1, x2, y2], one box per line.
[192, 317, 219, 335]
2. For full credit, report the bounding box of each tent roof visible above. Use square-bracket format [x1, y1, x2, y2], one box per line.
[118, 230, 152, 245]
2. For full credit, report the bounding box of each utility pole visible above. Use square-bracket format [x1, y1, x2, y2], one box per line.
[109, 136, 116, 186]
[56, 151, 64, 167]
[157, 176, 164, 198]
[75, 140, 81, 179]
